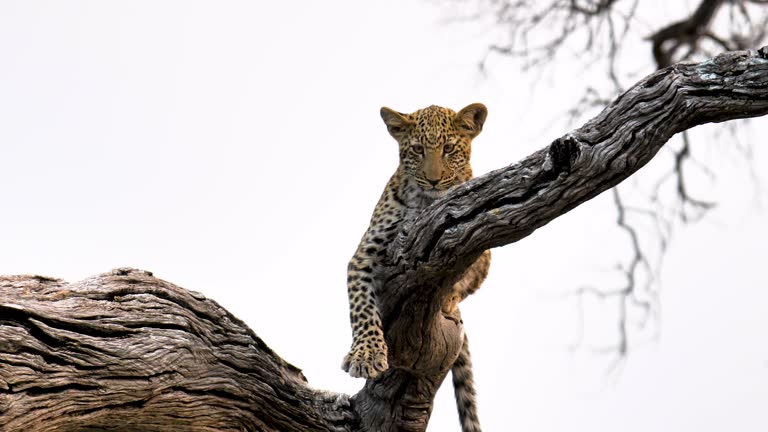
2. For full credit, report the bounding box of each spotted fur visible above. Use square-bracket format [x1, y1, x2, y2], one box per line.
[342, 103, 491, 432]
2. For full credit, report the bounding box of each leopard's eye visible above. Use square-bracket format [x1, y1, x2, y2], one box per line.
[443, 143, 455, 154]
[412, 145, 425, 155]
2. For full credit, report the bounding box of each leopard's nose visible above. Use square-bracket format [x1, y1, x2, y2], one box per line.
[426, 178, 439, 186]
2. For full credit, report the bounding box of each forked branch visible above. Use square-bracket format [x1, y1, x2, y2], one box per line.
[1, 47, 767, 432]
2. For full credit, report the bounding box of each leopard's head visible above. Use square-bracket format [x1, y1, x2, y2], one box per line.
[380, 103, 487, 194]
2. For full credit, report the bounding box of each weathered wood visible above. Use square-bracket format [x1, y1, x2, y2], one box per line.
[352, 48, 768, 430]
[0, 269, 354, 432]
[1, 47, 767, 431]
[389, 47, 768, 316]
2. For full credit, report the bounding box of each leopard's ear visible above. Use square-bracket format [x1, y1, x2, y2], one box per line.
[380, 107, 413, 140]
[455, 103, 488, 138]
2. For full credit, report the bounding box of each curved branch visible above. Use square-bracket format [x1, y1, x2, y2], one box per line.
[1, 47, 767, 432]
[649, 0, 725, 68]
[389, 47, 768, 330]
[352, 46, 768, 431]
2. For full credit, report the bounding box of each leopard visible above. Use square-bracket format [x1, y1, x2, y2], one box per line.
[342, 103, 491, 432]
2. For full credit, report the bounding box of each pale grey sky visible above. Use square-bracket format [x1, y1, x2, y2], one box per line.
[1, 1, 766, 431]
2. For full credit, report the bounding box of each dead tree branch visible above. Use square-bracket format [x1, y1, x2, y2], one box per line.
[649, 0, 725, 69]
[397, 48, 768, 275]
[0, 269, 354, 432]
[1, 47, 767, 431]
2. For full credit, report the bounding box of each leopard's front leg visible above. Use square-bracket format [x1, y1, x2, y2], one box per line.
[342, 179, 407, 379]
[342, 245, 389, 378]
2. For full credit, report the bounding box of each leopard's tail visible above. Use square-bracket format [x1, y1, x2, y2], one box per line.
[452, 333, 481, 432]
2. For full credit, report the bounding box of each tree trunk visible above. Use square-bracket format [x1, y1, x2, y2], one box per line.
[2, 47, 767, 432]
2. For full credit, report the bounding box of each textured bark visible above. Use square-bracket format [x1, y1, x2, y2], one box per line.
[0, 269, 354, 432]
[1, 47, 767, 431]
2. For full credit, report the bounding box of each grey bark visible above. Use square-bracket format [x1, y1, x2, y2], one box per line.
[1, 47, 768, 431]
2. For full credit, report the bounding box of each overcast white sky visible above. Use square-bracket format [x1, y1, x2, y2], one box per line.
[1, 1, 766, 431]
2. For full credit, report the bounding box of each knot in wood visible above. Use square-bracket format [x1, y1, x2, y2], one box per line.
[547, 135, 581, 176]
[759, 45, 768, 60]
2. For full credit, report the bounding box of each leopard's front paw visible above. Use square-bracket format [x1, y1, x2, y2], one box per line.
[341, 341, 389, 379]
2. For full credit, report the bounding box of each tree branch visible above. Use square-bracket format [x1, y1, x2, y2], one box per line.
[0, 268, 355, 432]
[1, 47, 767, 431]
[649, 0, 725, 68]
[401, 48, 767, 267]
[380, 47, 768, 370]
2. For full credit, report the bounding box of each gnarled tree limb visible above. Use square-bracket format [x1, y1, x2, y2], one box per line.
[1, 47, 767, 431]
[395, 46, 768, 287]
[0, 268, 354, 432]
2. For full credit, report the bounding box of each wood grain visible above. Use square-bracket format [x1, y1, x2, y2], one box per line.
[1, 47, 767, 431]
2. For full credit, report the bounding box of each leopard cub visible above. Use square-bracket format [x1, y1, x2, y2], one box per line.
[343, 103, 491, 432]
